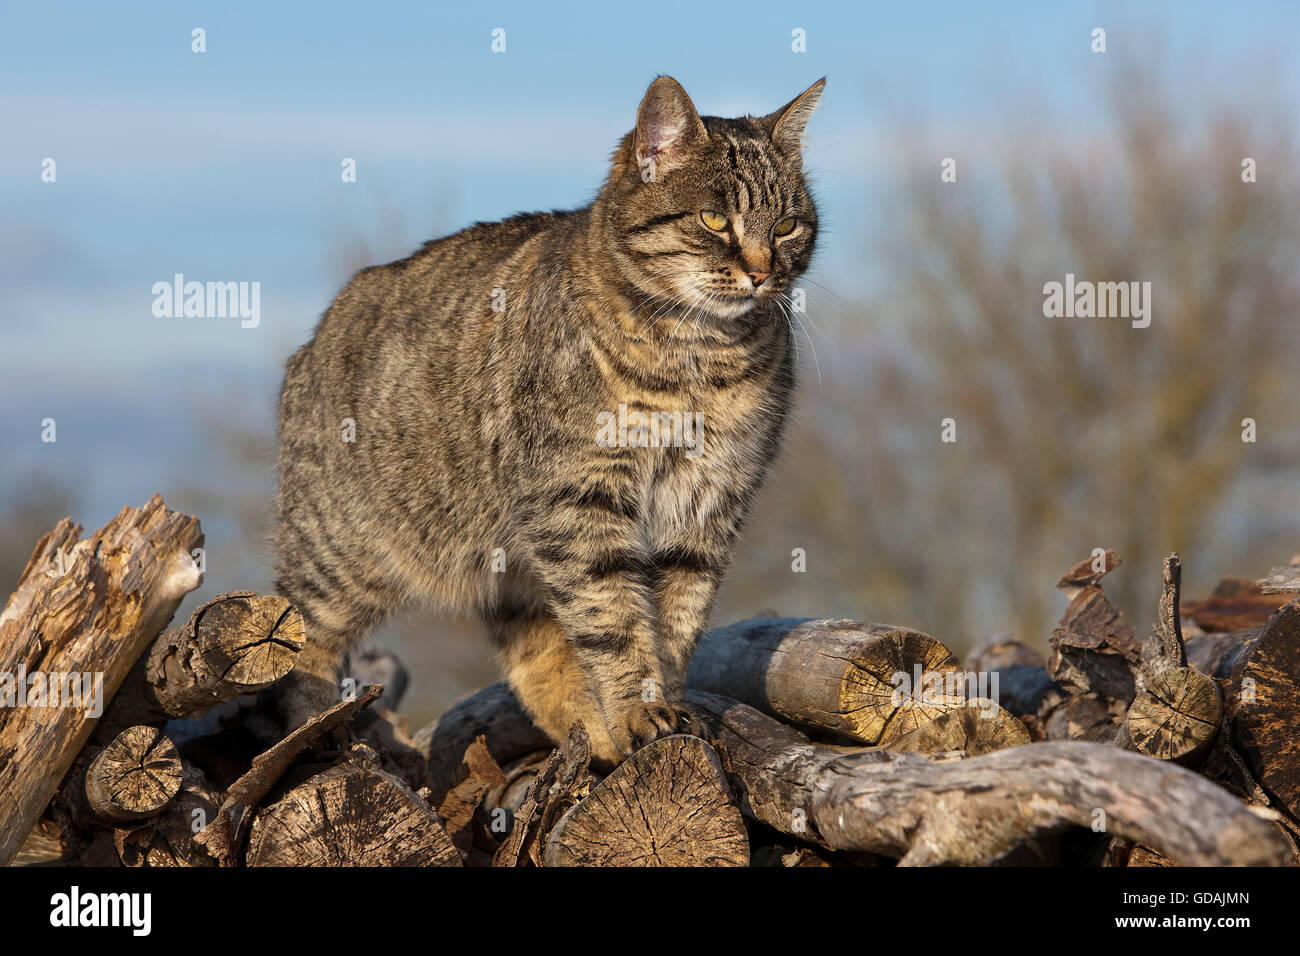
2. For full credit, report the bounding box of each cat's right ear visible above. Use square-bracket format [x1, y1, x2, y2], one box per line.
[634, 76, 707, 183]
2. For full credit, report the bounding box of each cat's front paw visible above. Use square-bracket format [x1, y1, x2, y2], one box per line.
[613, 701, 695, 756]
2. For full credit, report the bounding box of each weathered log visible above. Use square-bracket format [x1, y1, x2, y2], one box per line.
[544, 735, 749, 867]
[246, 758, 460, 866]
[683, 690, 1290, 866]
[84, 725, 183, 826]
[1124, 667, 1222, 765]
[416, 681, 553, 805]
[0, 495, 204, 865]
[1226, 599, 1300, 818]
[102, 591, 304, 737]
[115, 763, 222, 867]
[686, 616, 964, 745]
[1041, 694, 1120, 742]
[1183, 576, 1290, 630]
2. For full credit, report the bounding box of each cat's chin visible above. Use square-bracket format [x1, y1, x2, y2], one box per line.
[705, 297, 759, 320]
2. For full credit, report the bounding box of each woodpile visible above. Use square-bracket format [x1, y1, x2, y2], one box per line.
[2, 497, 1298, 867]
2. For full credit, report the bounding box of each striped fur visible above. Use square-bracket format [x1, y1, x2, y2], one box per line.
[274, 76, 824, 764]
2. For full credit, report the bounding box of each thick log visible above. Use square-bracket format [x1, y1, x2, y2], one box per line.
[1227, 599, 1300, 818]
[103, 591, 304, 737]
[246, 759, 460, 866]
[544, 735, 749, 867]
[84, 725, 183, 826]
[683, 690, 1290, 866]
[0, 495, 203, 865]
[686, 616, 963, 744]
[1124, 667, 1222, 765]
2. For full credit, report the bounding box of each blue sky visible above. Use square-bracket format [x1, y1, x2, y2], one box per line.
[2, 0, 1297, 531]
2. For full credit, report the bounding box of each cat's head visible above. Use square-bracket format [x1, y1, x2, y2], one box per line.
[601, 76, 824, 323]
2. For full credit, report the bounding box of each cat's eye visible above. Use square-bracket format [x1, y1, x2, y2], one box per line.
[773, 216, 798, 237]
[700, 209, 728, 231]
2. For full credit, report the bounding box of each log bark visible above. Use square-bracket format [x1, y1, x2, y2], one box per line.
[544, 735, 749, 867]
[83, 725, 183, 826]
[0, 495, 203, 865]
[686, 616, 963, 744]
[683, 690, 1290, 866]
[1226, 599, 1300, 818]
[246, 759, 460, 866]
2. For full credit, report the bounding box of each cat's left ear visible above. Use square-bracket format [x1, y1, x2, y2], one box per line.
[634, 76, 708, 181]
[760, 78, 826, 154]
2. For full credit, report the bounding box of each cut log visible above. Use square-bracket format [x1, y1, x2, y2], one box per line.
[1227, 599, 1300, 818]
[686, 616, 962, 744]
[493, 723, 597, 867]
[543, 735, 749, 867]
[885, 705, 1031, 755]
[84, 725, 183, 826]
[683, 690, 1290, 866]
[1124, 667, 1222, 765]
[102, 590, 304, 737]
[246, 759, 460, 866]
[0, 495, 204, 865]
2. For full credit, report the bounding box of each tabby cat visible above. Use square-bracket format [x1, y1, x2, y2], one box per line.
[274, 75, 824, 764]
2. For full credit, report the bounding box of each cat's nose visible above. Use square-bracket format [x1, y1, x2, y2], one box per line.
[748, 271, 771, 287]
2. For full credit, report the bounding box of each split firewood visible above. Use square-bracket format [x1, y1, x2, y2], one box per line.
[100, 590, 304, 739]
[544, 735, 749, 867]
[195, 684, 383, 865]
[1225, 599, 1300, 819]
[83, 725, 183, 826]
[436, 735, 507, 861]
[246, 756, 460, 866]
[683, 690, 1290, 866]
[493, 723, 596, 867]
[1258, 558, 1300, 595]
[1042, 694, 1121, 743]
[416, 681, 553, 806]
[1047, 551, 1143, 703]
[0, 495, 204, 865]
[687, 616, 970, 745]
